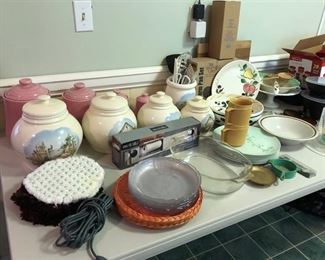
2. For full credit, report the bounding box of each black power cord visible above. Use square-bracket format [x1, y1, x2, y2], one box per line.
[55, 192, 114, 260]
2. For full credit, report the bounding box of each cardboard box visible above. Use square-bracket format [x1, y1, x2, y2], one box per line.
[283, 34, 325, 78]
[235, 40, 251, 61]
[190, 57, 233, 97]
[208, 1, 241, 59]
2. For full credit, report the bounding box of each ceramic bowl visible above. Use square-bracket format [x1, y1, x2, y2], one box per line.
[128, 157, 201, 215]
[305, 76, 325, 97]
[258, 115, 318, 145]
[207, 94, 264, 125]
[261, 78, 300, 94]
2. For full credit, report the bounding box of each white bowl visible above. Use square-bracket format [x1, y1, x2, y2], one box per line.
[258, 115, 318, 145]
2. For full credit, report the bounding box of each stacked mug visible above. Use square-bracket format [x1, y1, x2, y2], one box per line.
[221, 96, 253, 147]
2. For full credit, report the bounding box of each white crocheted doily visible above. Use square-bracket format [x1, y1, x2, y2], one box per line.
[23, 156, 104, 205]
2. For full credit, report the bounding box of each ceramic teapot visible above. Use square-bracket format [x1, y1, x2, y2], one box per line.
[82, 92, 137, 153]
[137, 91, 181, 127]
[11, 95, 83, 165]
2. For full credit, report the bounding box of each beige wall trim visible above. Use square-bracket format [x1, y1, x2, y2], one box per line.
[0, 54, 289, 96]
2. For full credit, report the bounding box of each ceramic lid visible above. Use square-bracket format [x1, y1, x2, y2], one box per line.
[149, 91, 173, 108]
[62, 82, 95, 102]
[4, 78, 49, 101]
[22, 95, 67, 119]
[186, 96, 210, 112]
[91, 91, 128, 113]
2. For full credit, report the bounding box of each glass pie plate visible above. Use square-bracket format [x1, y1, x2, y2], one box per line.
[171, 136, 252, 195]
[128, 157, 201, 215]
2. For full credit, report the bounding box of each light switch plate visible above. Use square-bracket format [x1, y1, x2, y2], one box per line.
[73, 0, 94, 32]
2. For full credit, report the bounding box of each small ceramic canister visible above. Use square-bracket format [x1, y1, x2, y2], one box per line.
[11, 95, 83, 165]
[137, 91, 181, 127]
[82, 92, 137, 153]
[3, 78, 49, 137]
[181, 96, 215, 134]
[134, 93, 149, 115]
[62, 82, 95, 122]
[165, 76, 197, 109]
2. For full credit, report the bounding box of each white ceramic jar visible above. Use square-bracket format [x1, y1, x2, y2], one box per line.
[137, 91, 181, 127]
[11, 95, 83, 165]
[82, 92, 137, 153]
[181, 96, 215, 133]
[165, 76, 197, 109]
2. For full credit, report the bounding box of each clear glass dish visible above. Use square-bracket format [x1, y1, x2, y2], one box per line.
[170, 136, 252, 195]
[128, 157, 201, 215]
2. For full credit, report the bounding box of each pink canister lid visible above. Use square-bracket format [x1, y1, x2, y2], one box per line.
[62, 82, 95, 102]
[4, 78, 49, 101]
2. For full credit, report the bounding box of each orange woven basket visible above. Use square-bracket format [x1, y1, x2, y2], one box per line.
[113, 173, 203, 229]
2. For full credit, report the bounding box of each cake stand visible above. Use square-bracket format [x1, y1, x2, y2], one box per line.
[259, 88, 301, 109]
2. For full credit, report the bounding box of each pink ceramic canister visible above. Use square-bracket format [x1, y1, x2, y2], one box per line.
[3, 78, 49, 137]
[135, 93, 149, 115]
[62, 82, 95, 122]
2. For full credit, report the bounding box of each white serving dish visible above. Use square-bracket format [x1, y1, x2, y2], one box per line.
[258, 115, 318, 145]
[128, 157, 201, 215]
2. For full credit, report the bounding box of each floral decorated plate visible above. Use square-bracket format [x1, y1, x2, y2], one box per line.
[211, 60, 261, 99]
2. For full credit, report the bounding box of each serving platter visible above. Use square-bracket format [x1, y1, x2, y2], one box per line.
[211, 60, 261, 99]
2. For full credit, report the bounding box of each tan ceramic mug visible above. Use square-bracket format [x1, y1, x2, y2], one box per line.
[225, 97, 253, 126]
[221, 125, 249, 147]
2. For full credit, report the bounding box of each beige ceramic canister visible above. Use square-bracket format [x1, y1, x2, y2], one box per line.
[11, 95, 83, 165]
[82, 91, 137, 153]
[181, 96, 215, 134]
[137, 91, 181, 127]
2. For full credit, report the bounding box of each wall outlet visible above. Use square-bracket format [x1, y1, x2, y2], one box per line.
[73, 0, 94, 32]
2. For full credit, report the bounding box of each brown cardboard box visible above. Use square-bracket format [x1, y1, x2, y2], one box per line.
[235, 40, 251, 61]
[190, 57, 233, 97]
[283, 34, 325, 77]
[208, 1, 241, 59]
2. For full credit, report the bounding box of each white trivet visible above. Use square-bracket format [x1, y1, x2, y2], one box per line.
[23, 156, 104, 205]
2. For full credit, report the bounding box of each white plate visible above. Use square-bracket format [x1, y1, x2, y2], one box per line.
[211, 60, 261, 99]
[213, 126, 281, 164]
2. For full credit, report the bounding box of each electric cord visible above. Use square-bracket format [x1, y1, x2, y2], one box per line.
[55, 192, 114, 260]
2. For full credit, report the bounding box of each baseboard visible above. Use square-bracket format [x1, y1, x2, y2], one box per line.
[0, 54, 289, 96]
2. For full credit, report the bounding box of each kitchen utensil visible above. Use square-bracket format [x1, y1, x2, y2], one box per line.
[113, 173, 203, 229]
[279, 154, 316, 178]
[3, 78, 49, 137]
[82, 92, 137, 153]
[269, 159, 298, 180]
[224, 96, 253, 126]
[62, 82, 95, 122]
[128, 157, 201, 215]
[171, 136, 252, 195]
[249, 166, 277, 186]
[221, 125, 249, 147]
[305, 76, 325, 97]
[137, 91, 181, 127]
[165, 54, 180, 73]
[11, 95, 83, 165]
[258, 115, 318, 145]
[213, 126, 281, 165]
[211, 60, 261, 98]
[301, 90, 325, 120]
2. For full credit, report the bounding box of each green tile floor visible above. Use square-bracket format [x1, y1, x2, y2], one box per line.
[0, 202, 324, 260]
[149, 204, 325, 260]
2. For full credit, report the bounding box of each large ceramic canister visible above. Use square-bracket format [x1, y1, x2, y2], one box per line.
[137, 91, 181, 127]
[11, 95, 83, 165]
[62, 82, 95, 122]
[82, 91, 137, 153]
[181, 96, 215, 134]
[3, 78, 49, 137]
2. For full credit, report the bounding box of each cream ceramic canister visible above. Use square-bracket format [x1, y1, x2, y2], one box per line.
[137, 91, 181, 127]
[11, 95, 83, 165]
[82, 92, 137, 153]
[181, 96, 215, 134]
[165, 76, 197, 109]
